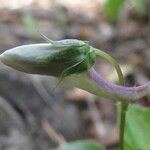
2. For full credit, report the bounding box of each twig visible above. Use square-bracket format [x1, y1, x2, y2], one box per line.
[0, 96, 24, 129]
[42, 119, 66, 146]
[86, 95, 107, 138]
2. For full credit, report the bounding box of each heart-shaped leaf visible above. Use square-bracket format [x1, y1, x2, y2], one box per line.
[124, 104, 150, 150]
[55, 140, 106, 150]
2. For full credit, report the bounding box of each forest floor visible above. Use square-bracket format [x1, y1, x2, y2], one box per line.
[0, 1, 149, 150]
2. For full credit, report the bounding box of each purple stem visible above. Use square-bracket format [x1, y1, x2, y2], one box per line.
[89, 68, 150, 98]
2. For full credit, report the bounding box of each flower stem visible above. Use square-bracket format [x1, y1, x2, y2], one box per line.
[92, 47, 128, 150]
[120, 101, 128, 150]
[93, 48, 124, 85]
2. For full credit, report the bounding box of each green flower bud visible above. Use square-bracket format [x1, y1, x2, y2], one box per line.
[0, 39, 96, 78]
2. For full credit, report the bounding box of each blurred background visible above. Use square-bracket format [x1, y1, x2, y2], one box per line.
[0, 0, 149, 150]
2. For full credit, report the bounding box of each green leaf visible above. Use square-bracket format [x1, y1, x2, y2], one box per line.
[104, 0, 125, 22]
[55, 140, 106, 150]
[133, 0, 147, 16]
[124, 104, 150, 150]
[22, 14, 37, 34]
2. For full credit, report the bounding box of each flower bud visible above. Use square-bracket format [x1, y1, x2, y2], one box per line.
[0, 40, 96, 77]
[64, 68, 150, 102]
